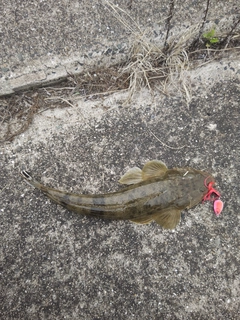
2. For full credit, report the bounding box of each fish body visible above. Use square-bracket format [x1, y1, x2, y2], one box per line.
[21, 160, 217, 229]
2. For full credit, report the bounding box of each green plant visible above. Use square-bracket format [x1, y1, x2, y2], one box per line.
[203, 28, 219, 47]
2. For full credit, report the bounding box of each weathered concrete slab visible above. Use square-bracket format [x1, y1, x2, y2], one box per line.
[1, 1, 240, 319]
[1, 57, 240, 318]
[0, 0, 239, 96]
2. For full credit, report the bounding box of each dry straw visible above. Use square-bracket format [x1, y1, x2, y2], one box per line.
[104, 1, 201, 104]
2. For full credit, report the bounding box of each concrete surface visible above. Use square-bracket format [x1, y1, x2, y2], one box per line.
[0, 0, 239, 96]
[1, 0, 240, 319]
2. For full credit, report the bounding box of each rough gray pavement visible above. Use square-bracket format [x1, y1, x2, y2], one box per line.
[0, 0, 239, 96]
[1, 1, 240, 320]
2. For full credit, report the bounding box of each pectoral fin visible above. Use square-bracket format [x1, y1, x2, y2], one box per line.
[142, 160, 168, 180]
[119, 167, 143, 185]
[154, 209, 182, 229]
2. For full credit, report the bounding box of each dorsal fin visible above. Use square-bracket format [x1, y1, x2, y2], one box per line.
[119, 167, 143, 185]
[119, 160, 168, 185]
[142, 160, 168, 180]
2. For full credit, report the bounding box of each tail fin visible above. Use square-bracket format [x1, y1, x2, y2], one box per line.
[21, 170, 32, 181]
[20, 170, 42, 189]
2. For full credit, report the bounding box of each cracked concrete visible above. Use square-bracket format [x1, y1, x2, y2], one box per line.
[1, 0, 239, 96]
[1, 68, 240, 319]
[1, 1, 240, 319]
[0, 46, 127, 95]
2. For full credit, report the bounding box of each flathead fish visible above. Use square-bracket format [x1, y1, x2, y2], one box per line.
[21, 160, 220, 229]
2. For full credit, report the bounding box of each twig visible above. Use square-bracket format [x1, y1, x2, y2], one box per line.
[104, 0, 141, 34]
[164, 0, 175, 48]
[222, 15, 240, 48]
[189, 0, 210, 49]
[148, 128, 186, 150]
[0, 183, 10, 194]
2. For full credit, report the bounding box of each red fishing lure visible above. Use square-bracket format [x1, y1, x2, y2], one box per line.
[203, 176, 223, 216]
[213, 199, 224, 216]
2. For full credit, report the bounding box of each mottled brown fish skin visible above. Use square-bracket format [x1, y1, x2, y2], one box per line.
[21, 168, 212, 221]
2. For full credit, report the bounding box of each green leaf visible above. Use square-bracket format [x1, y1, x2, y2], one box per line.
[203, 29, 216, 40]
[209, 37, 219, 44]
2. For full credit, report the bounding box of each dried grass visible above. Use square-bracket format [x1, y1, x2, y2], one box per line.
[105, 1, 240, 104]
[0, 68, 130, 142]
[1, 1, 239, 142]
[104, 1, 200, 103]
